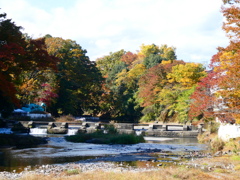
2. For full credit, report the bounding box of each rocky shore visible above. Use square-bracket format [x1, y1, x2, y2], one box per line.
[0, 162, 158, 180]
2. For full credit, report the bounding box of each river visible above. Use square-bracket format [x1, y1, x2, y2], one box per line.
[0, 128, 208, 172]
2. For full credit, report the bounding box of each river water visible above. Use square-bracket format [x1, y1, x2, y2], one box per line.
[0, 128, 208, 172]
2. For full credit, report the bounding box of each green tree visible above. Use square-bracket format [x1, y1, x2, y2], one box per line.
[45, 37, 103, 116]
[96, 49, 126, 77]
[137, 61, 205, 123]
[143, 54, 164, 69]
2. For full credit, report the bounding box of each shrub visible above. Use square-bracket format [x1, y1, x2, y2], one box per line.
[0, 134, 47, 148]
[224, 138, 240, 154]
[210, 137, 225, 152]
[55, 115, 75, 122]
[65, 169, 80, 175]
[104, 124, 118, 134]
[109, 134, 145, 144]
[65, 131, 145, 145]
[208, 121, 220, 134]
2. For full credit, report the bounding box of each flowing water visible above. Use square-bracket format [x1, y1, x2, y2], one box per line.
[0, 128, 208, 172]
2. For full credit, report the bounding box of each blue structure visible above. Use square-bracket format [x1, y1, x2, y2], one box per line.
[22, 103, 44, 112]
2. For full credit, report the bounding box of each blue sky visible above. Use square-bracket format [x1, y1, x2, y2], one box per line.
[1, 0, 229, 64]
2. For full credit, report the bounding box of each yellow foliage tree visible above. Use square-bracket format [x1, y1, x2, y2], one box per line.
[167, 63, 206, 89]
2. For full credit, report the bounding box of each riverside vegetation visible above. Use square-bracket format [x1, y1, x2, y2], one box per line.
[65, 124, 145, 144]
[0, 134, 47, 148]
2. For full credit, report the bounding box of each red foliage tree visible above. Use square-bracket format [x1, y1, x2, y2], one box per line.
[188, 70, 216, 121]
[0, 13, 26, 110]
[120, 51, 137, 65]
[138, 60, 185, 107]
[189, 0, 240, 122]
[0, 13, 59, 113]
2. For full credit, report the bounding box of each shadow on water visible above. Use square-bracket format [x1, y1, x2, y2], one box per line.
[0, 149, 98, 172]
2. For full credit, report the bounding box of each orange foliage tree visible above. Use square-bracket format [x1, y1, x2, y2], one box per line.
[189, 0, 240, 123]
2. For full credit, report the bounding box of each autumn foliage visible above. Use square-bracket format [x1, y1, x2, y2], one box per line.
[1, 0, 239, 123]
[0, 13, 59, 114]
[189, 0, 240, 123]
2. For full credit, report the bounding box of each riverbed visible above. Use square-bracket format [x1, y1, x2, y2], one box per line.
[0, 128, 208, 173]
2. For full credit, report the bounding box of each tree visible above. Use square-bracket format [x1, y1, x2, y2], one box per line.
[189, 0, 240, 123]
[188, 71, 216, 121]
[0, 13, 26, 113]
[167, 63, 206, 89]
[96, 49, 126, 77]
[138, 43, 177, 60]
[222, 0, 240, 41]
[16, 37, 59, 105]
[143, 54, 164, 69]
[120, 51, 137, 65]
[137, 60, 184, 122]
[159, 44, 177, 60]
[138, 43, 160, 57]
[45, 37, 103, 116]
[138, 61, 206, 123]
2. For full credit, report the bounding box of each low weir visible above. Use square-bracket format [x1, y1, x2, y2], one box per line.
[17, 121, 203, 137]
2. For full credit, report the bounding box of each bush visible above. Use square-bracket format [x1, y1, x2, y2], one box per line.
[208, 122, 220, 134]
[104, 124, 118, 134]
[65, 130, 145, 145]
[0, 134, 47, 148]
[55, 115, 75, 122]
[224, 137, 240, 154]
[210, 137, 225, 152]
[108, 134, 145, 144]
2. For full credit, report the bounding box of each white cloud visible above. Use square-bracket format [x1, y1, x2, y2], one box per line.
[0, 0, 229, 63]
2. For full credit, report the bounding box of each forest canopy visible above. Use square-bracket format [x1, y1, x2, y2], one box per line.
[1, 0, 240, 124]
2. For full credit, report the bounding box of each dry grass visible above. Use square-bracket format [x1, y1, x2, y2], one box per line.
[210, 137, 225, 152]
[55, 115, 75, 122]
[18, 167, 233, 180]
[223, 137, 240, 153]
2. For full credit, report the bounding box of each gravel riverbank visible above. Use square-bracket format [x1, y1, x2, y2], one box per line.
[1, 150, 240, 180]
[0, 162, 159, 180]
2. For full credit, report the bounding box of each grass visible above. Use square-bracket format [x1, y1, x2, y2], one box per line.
[55, 115, 75, 122]
[65, 169, 80, 175]
[224, 137, 240, 154]
[65, 123, 145, 144]
[230, 155, 240, 161]
[65, 131, 145, 144]
[14, 154, 240, 180]
[17, 167, 232, 180]
[210, 137, 225, 152]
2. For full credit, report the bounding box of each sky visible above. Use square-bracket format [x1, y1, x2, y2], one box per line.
[1, 0, 230, 64]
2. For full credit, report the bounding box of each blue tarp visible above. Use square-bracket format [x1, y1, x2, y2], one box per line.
[21, 103, 44, 112]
